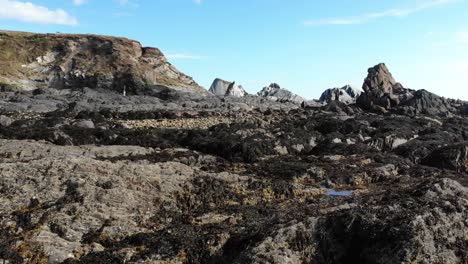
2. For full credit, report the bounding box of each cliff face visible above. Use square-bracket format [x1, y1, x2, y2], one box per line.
[0, 30, 204, 94]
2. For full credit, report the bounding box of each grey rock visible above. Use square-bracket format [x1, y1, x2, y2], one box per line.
[315, 178, 468, 264]
[0, 115, 13, 127]
[319, 85, 362, 104]
[302, 100, 324, 108]
[257, 83, 305, 104]
[74, 120, 95, 129]
[209, 78, 247, 97]
[248, 217, 319, 264]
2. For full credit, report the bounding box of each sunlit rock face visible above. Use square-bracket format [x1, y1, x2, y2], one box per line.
[209, 78, 247, 97]
[257, 83, 305, 103]
[319, 85, 362, 105]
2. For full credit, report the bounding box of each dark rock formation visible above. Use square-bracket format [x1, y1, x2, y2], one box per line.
[399, 89, 461, 116]
[357, 63, 466, 116]
[421, 143, 468, 173]
[356, 63, 410, 110]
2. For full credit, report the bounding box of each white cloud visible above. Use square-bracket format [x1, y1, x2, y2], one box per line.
[166, 53, 206, 60]
[115, 0, 139, 7]
[0, 0, 78, 25]
[304, 0, 458, 26]
[194, 0, 202, 4]
[73, 0, 86, 6]
[456, 31, 468, 43]
[414, 59, 468, 100]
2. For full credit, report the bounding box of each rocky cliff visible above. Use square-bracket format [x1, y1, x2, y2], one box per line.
[0, 30, 204, 94]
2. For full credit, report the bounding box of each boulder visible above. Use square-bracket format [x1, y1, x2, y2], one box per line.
[0, 115, 13, 127]
[421, 143, 468, 172]
[74, 120, 95, 129]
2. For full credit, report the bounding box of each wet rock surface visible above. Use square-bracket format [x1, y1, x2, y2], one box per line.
[1, 89, 467, 263]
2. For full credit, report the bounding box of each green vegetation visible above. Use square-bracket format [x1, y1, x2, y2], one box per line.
[0, 81, 21, 92]
[0, 32, 55, 76]
[0, 33, 8, 40]
[29, 35, 46, 43]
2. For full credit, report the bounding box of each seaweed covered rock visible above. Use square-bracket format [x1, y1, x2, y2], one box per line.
[421, 143, 468, 172]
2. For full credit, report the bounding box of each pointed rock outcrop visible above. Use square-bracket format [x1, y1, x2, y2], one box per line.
[356, 63, 410, 110]
[357, 63, 467, 116]
[208, 78, 247, 97]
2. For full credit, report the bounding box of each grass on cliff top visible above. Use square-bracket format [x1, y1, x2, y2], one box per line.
[0, 30, 140, 44]
[0, 32, 53, 76]
[0, 30, 138, 77]
[0, 80, 21, 92]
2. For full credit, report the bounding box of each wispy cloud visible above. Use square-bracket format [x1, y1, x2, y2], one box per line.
[166, 53, 206, 60]
[115, 0, 139, 8]
[0, 0, 78, 25]
[456, 31, 468, 43]
[113, 11, 134, 17]
[73, 0, 87, 6]
[304, 0, 458, 26]
[194, 0, 202, 4]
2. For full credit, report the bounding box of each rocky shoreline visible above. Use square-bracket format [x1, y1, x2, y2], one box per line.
[0, 31, 467, 263]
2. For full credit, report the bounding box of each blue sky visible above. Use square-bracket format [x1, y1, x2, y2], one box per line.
[0, 0, 467, 99]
